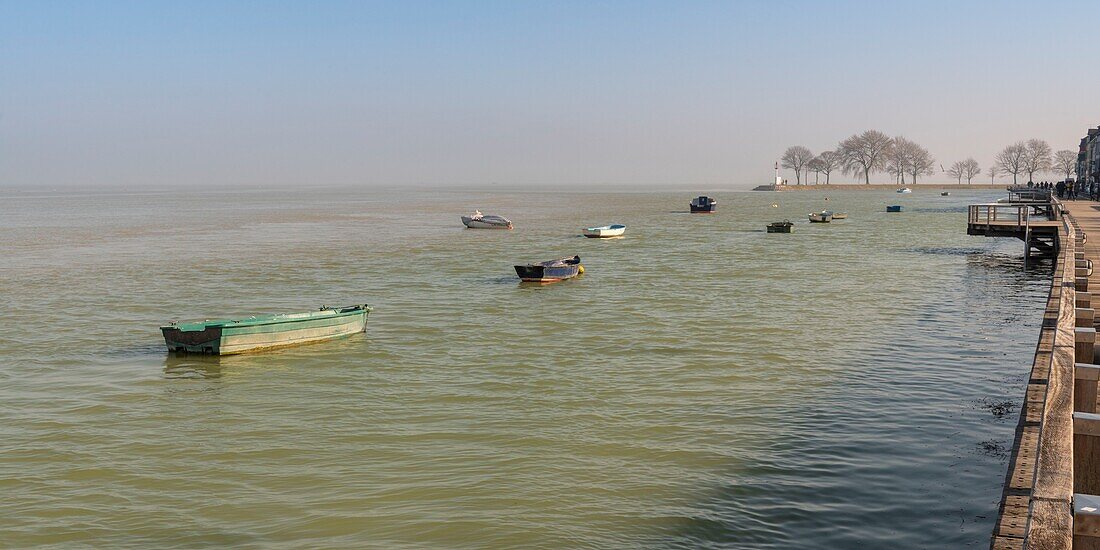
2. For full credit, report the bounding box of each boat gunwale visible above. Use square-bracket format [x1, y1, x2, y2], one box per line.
[162, 305, 372, 332]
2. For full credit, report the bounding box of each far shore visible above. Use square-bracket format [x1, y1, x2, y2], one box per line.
[763, 183, 1013, 191]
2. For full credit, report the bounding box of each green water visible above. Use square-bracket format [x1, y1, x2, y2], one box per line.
[0, 187, 1048, 548]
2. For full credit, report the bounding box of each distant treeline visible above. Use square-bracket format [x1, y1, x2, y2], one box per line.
[782, 131, 1077, 185]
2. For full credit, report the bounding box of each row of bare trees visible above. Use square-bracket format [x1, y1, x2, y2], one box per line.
[782, 130, 936, 185]
[783, 131, 1082, 185]
[945, 159, 982, 184]
[993, 140, 1078, 185]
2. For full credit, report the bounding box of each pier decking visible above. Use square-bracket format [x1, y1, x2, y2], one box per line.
[986, 198, 1100, 549]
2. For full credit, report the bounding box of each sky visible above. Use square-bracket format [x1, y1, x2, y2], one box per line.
[1, 0, 1097, 189]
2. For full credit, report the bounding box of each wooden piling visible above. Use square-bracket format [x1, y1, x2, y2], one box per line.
[1079, 328, 1097, 364]
[1077, 413, 1100, 495]
[1080, 308, 1096, 328]
[1074, 493, 1100, 549]
[1078, 363, 1100, 414]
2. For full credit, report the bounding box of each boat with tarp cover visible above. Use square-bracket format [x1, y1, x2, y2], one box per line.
[461, 210, 513, 229]
[161, 304, 372, 355]
[514, 255, 583, 283]
[767, 221, 793, 233]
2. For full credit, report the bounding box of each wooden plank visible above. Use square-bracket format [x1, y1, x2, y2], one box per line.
[1027, 219, 1076, 547]
[1027, 498, 1073, 549]
[991, 535, 1025, 550]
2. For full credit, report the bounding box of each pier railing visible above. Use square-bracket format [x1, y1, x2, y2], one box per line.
[1008, 186, 1055, 203]
[969, 203, 1032, 227]
[969, 203, 1060, 227]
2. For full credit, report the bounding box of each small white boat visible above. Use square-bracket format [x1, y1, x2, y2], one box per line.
[941, 191, 950, 196]
[582, 224, 626, 238]
[897, 187, 913, 194]
[461, 210, 513, 229]
[808, 210, 833, 223]
[831, 212, 848, 220]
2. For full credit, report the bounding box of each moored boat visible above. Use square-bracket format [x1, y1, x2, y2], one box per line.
[941, 191, 951, 196]
[689, 196, 717, 213]
[831, 212, 848, 220]
[808, 210, 833, 223]
[886, 205, 903, 212]
[766, 221, 793, 233]
[897, 187, 913, 194]
[161, 304, 372, 355]
[461, 210, 513, 229]
[582, 224, 626, 238]
[514, 255, 582, 283]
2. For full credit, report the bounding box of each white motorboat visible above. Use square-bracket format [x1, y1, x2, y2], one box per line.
[461, 210, 513, 229]
[897, 187, 913, 194]
[808, 210, 833, 223]
[582, 224, 626, 238]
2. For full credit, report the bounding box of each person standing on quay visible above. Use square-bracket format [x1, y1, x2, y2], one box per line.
[1056, 180, 1066, 198]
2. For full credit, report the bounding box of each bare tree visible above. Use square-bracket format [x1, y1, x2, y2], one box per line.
[960, 158, 981, 184]
[989, 165, 1000, 185]
[886, 136, 916, 185]
[1022, 139, 1052, 183]
[1054, 149, 1077, 181]
[815, 150, 841, 185]
[807, 158, 823, 184]
[781, 146, 814, 185]
[906, 144, 935, 184]
[947, 161, 964, 184]
[995, 142, 1027, 185]
[838, 130, 894, 184]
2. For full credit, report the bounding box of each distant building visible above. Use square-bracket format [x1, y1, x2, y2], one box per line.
[1078, 126, 1100, 184]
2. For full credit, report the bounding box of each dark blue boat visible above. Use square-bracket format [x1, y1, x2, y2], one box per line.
[514, 256, 582, 283]
[690, 196, 717, 213]
[886, 205, 903, 212]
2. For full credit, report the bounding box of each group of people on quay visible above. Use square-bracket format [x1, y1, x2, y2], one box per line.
[1027, 179, 1100, 201]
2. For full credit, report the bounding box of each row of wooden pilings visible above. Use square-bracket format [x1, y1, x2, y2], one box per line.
[1071, 216, 1100, 549]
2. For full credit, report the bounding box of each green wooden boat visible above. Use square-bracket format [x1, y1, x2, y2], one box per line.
[161, 304, 372, 355]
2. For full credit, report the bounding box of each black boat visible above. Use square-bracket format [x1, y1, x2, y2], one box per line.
[514, 255, 582, 283]
[689, 196, 717, 213]
[766, 221, 793, 233]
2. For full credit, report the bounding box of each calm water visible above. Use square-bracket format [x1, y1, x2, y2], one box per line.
[0, 187, 1049, 548]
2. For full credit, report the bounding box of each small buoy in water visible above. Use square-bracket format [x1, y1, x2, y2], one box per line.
[771, 203, 778, 208]
[824, 197, 829, 201]
[578, 265, 585, 274]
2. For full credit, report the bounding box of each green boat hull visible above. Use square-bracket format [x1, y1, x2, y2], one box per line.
[161, 305, 371, 355]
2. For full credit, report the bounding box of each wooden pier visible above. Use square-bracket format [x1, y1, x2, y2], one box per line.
[986, 198, 1100, 549]
[968, 190, 1063, 260]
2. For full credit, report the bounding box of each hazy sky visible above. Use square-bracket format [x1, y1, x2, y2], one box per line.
[1, 0, 1096, 188]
